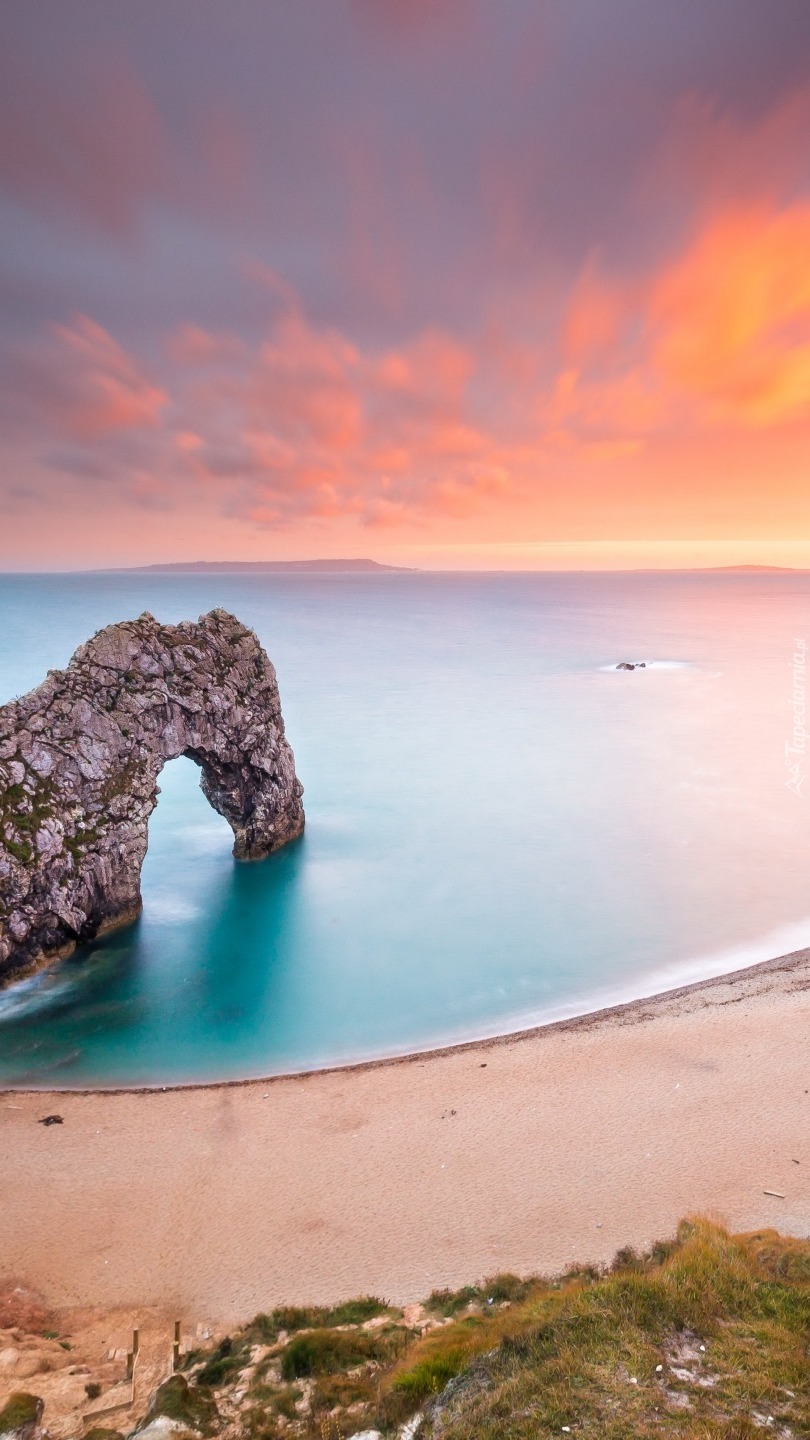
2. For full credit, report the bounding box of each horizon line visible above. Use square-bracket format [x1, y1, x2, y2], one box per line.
[2, 562, 808, 577]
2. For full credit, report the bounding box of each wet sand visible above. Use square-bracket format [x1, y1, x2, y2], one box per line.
[1, 950, 808, 1324]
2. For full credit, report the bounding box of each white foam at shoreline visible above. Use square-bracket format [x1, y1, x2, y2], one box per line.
[228, 916, 810, 1084]
[433, 915, 810, 1050]
[4, 917, 808, 1089]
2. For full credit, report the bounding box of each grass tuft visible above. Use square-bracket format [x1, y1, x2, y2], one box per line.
[245, 1294, 390, 1343]
[280, 1326, 392, 1380]
[139, 1374, 219, 1433]
[0, 1393, 43, 1434]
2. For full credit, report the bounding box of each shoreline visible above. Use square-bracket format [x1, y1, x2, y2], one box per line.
[2, 943, 809, 1096]
[1, 943, 807, 1320]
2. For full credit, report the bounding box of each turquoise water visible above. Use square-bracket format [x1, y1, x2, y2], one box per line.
[1, 570, 809, 1087]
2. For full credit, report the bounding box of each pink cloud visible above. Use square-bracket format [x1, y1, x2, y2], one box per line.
[562, 258, 630, 366]
[649, 82, 810, 218]
[166, 324, 246, 366]
[23, 181, 810, 542]
[4, 314, 167, 442]
[162, 307, 518, 527]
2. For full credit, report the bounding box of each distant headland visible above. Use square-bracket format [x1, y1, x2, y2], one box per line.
[106, 558, 414, 574]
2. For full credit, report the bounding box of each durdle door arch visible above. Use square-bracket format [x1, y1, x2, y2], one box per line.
[0, 609, 304, 987]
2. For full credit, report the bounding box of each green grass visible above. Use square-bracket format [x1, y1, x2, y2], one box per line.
[141, 1374, 219, 1432]
[247, 1383, 302, 1418]
[245, 1294, 391, 1343]
[382, 1220, 810, 1438]
[280, 1327, 392, 1380]
[310, 1369, 377, 1412]
[425, 1272, 538, 1318]
[173, 1221, 810, 1439]
[194, 1335, 247, 1387]
[0, 1393, 43, 1433]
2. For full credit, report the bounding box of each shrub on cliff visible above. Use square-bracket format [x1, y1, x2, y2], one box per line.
[280, 1327, 387, 1380]
[0, 1393, 43, 1440]
[246, 1294, 389, 1343]
[137, 1375, 218, 1434]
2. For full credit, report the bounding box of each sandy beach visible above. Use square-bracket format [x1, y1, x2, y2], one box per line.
[1, 950, 808, 1326]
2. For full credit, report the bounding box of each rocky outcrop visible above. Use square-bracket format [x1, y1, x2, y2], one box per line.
[0, 609, 304, 986]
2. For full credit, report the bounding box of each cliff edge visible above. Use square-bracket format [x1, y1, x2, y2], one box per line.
[0, 609, 304, 986]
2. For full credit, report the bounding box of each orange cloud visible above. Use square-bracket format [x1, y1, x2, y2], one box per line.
[561, 258, 628, 365]
[16, 189, 810, 549]
[552, 194, 810, 447]
[650, 202, 810, 425]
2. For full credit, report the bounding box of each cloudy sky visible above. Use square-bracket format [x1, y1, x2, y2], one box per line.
[2, 0, 810, 569]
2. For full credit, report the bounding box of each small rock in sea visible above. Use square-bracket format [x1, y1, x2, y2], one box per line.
[38, 1115, 63, 1127]
[616, 662, 635, 670]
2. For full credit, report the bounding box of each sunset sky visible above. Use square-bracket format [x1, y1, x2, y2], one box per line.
[2, 0, 810, 570]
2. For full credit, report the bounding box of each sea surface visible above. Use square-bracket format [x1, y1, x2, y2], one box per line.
[0, 570, 808, 1087]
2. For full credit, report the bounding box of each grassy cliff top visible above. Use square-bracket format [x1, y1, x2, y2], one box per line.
[158, 1218, 809, 1439]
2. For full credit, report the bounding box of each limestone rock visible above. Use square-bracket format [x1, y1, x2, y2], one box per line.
[0, 609, 304, 986]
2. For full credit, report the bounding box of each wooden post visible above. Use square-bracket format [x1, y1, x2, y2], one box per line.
[173, 1320, 181, 1372]
[132, 1327, 140, 1359]
[125, 1352, 133, 1382]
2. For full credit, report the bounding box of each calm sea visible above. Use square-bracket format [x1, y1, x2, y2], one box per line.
[0, 570, 808, 1087]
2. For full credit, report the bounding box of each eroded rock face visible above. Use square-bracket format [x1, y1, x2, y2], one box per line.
[0, 609, 304, 986]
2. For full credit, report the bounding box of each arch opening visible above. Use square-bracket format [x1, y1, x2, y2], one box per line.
[0, 609, 304, 986]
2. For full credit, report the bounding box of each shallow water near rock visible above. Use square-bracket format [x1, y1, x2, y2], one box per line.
[1, 569, 809, 1087]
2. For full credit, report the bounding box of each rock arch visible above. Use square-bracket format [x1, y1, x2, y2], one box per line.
[0, 609, 304, 986]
